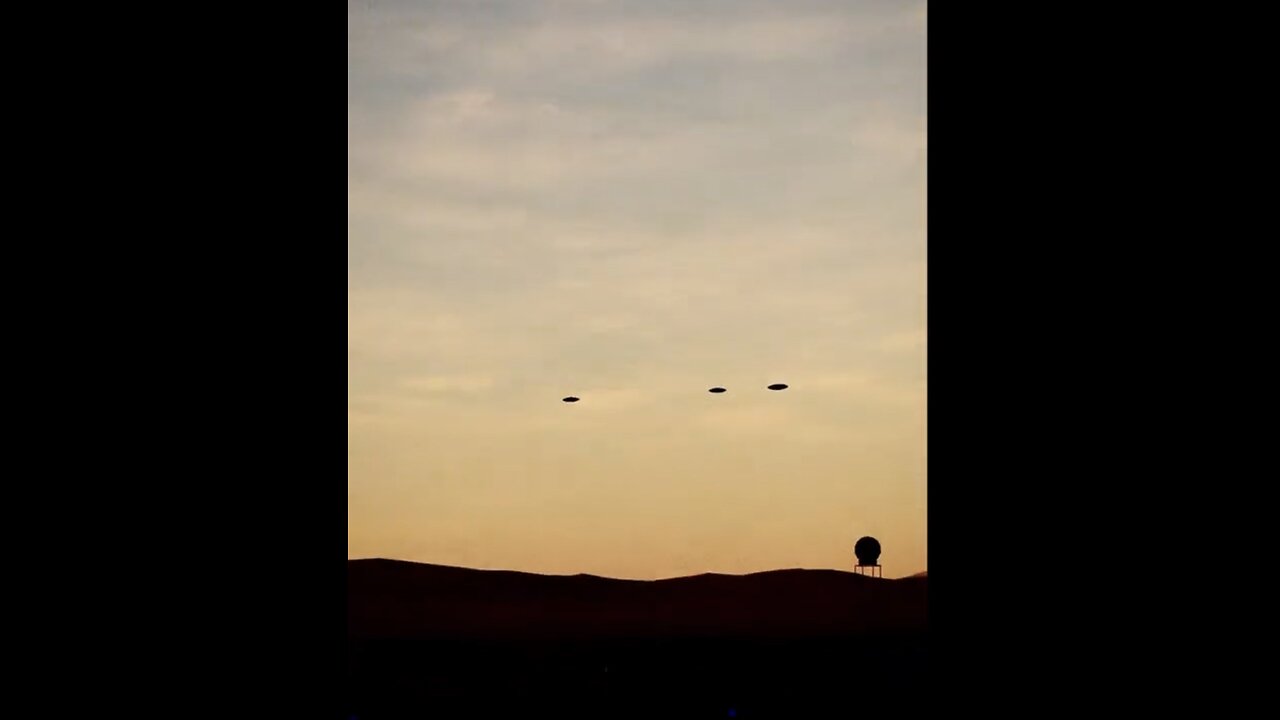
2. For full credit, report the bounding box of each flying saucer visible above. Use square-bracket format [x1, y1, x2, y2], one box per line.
[708, 387, 727, 393]
[562, 396, 580, 403]
[767, 383, 789, 391]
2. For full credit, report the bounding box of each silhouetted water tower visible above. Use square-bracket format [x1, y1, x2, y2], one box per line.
[853, 536, 882, 578]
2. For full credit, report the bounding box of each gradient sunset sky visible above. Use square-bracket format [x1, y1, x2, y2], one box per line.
[348, 0, 926, 579]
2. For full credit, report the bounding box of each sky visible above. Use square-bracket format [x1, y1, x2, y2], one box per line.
[348, 0, 926, 580]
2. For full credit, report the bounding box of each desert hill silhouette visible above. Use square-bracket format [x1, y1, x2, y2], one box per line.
[348, 559, 926, 717]
[349, 558, 926, 640]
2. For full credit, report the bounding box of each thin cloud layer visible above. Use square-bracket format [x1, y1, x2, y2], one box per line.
[349, 0, 926, 579]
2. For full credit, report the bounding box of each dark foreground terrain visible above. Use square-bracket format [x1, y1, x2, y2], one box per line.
[348, 559, 927, 718]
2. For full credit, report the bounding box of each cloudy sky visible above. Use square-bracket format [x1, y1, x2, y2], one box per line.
[349, 0, 926, 579]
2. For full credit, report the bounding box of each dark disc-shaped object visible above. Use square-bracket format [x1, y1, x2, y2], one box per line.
[767, 383, 789, 391]
[708, 387, 727, 393]
[562, 396, 580, 403]
[854, 536, 881, 566]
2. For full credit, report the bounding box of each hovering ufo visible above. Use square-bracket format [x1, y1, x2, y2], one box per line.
[708, 387, 727, 393]
[562, 396, 580, 403]
[767, 383, 789, 391]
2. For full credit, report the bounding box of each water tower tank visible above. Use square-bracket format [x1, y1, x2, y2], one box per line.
[854, 536, 881, 566]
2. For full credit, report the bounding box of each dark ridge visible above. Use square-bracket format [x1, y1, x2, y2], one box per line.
[348, 559, 926, 716]
[348, 559, 925, 641]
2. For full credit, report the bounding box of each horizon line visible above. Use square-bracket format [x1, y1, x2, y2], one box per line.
[348, 556, 926, 581]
